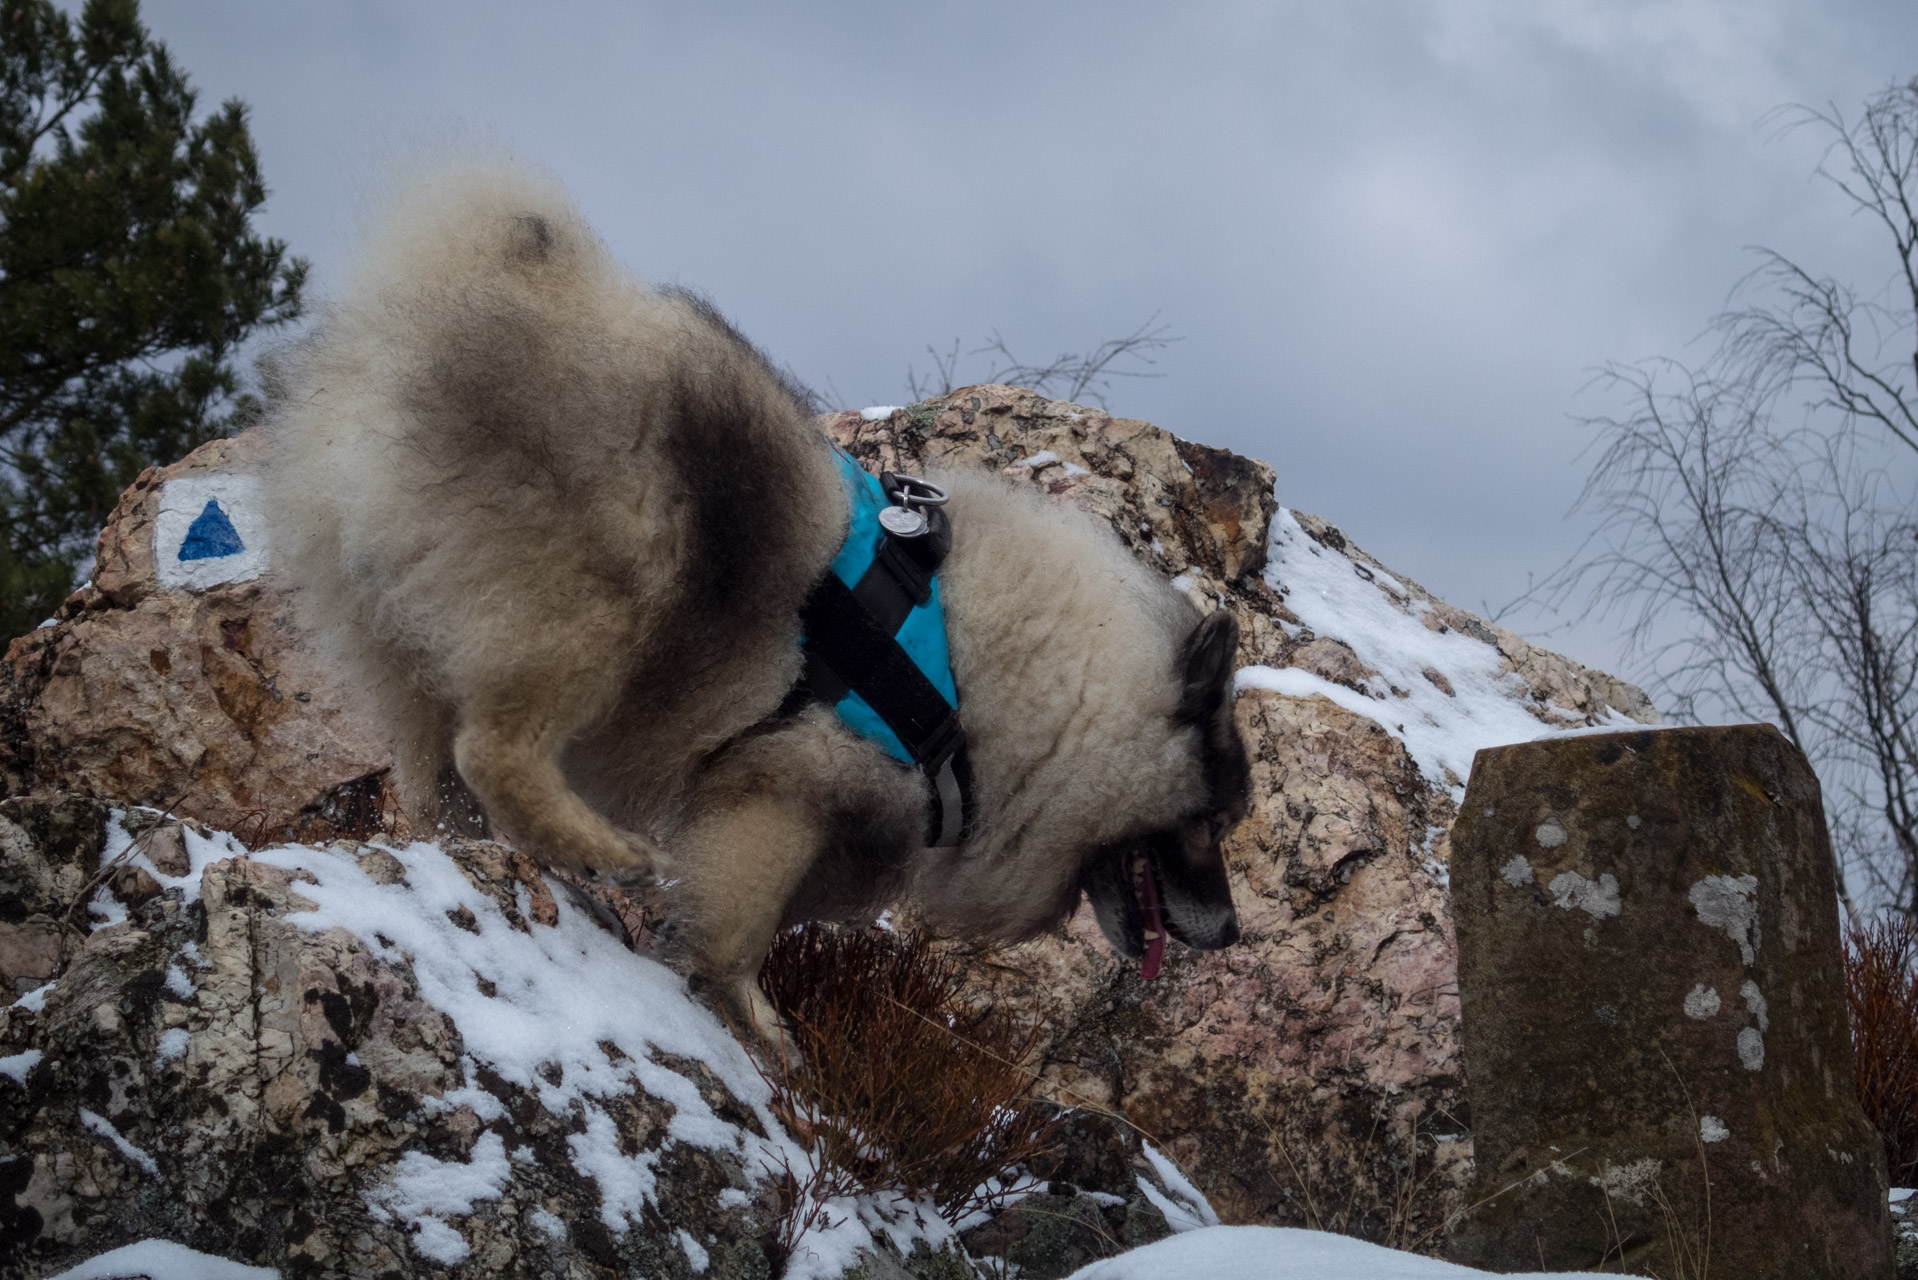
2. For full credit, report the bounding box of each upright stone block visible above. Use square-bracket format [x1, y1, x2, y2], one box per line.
[1447, 724, 1890, 1277]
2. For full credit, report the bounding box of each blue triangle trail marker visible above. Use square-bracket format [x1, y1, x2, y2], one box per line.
[179, 499, 245, 561]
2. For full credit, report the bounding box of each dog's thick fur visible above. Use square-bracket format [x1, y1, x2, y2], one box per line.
[264, 161, 1247, 1034]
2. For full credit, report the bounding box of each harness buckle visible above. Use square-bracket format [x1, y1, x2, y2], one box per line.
[878, 473, 949, 538]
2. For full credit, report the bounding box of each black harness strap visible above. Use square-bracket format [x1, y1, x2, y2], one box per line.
[789, 484, 974, 847]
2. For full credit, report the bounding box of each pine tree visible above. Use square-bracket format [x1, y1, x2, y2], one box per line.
[0, 0, 304, 638]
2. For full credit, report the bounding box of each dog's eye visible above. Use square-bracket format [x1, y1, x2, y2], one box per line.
[1182, 816, 1225, 852]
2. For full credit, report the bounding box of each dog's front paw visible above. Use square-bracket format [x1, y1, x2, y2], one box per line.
[587, 829, 661, 889]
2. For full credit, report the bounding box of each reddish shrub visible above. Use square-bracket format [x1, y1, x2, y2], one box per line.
[757, 923, 1059, 1223]
[1846, 913, 1918, 1184]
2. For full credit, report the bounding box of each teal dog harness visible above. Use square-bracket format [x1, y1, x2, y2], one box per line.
[788, 445, 974, 847]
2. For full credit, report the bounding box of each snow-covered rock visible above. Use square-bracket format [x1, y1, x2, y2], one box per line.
[0, 794, 991, 1278]
[830, 389, 1653, 1247]
[1, 387, 1660, 1274]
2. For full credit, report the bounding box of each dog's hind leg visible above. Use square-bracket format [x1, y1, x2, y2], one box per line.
[452, 679, 663, 882]
[671, 794, 823, 1046]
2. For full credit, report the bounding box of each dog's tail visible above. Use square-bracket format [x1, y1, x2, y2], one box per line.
[261, 156, 832, 830]
[260, 158, 662, 818]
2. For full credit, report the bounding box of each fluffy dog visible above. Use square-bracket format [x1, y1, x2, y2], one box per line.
[264, 160, 1248, 1035]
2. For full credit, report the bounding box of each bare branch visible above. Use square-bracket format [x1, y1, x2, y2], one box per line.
[901, 316, 1179, 408]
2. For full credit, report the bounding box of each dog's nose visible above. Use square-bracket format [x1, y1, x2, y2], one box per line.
[1186, 908, 1240, 950]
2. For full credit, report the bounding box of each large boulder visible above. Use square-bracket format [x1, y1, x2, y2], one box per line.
[1446, 725, 1890, 1277]
[0, 793, 1024, 1279]
[1, 433, 395, 845]
[0, 387, 1659, 1263]
[825, 388, 1654, 1242]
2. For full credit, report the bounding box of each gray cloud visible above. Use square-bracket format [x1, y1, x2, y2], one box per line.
[146, 0, 1918, 686]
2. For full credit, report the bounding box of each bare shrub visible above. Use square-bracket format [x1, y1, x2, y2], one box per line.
[905, 315, 1178, 408]
[756, 924, 1059, 1227]
[1846, 913, 1918, 1183]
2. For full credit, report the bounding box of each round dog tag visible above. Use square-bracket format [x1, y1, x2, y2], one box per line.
[879, 506, 928, 537]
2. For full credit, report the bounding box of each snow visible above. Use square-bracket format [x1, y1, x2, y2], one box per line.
[198, 832, 921, 1271]
[86, 884, 127, 927]
[8, 980, 54, 1013]
[105, 813, 245, 905]
[366, 1131, 512, 1263]
[154, 1028, 189, 1064]
[78, 1108, 159, 1176]
[860, 405, 903, 420]
[48, 1239, 281, 1280]
[0, 1049, 42, 1085]
[676, 1227, 711, 1273]
[1137, 1141, 1220, 1232]
[1061, 1225, 1587, 1279]
[1244, 509, 1640, 797]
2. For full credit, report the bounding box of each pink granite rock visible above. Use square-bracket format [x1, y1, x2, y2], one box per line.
[1, 387, 1659, 1253]
[2, 433, 397, 844]
[826, 387, 1655, 1242]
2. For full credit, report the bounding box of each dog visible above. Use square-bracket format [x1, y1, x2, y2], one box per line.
[263, 159, 1248, 1038]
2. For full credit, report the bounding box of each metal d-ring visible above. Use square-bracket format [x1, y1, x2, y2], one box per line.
[878, 473, 949, 538]
[888, 474, 949, 512]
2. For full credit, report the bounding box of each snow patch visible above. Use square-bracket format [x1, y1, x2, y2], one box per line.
[155, 1028, 189, 1065]
[226, 834, 915, 1266]
[48, 1239, 281, 1280]
[9, 980, 54, 1013]
[676, 1228, 711, 1273]
[1136, 1142, 1220, 1233]
[105, 813, 245, 907]
[86, 884, 127, 927]
[1059, 1223, 1586, 1277]
[0, 1050, 43, 1085]
[859, 406, 903, 420]
[79, 1107, 159, 1176]
[367, 1131, 511, 1264]
[1248, 510, 1632, 797]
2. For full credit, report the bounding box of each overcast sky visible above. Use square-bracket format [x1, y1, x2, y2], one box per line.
[147, 0, 1918, 694]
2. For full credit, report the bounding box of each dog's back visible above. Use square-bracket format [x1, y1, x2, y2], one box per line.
[264, 160, 844, 849]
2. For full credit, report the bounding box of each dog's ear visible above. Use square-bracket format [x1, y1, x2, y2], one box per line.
[1176, 611, 1239, 725]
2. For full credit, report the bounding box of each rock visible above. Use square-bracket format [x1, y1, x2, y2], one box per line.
[832, 388, 1652, 1243]
[0, 387, 1660, 1263]
[959, 1106, 1199, 1278]
[1446, 725, 1892, 1278]
[0, 794, 108, 1000]
[0, 800, 804, 1280]
[1, 433, 397, 845]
